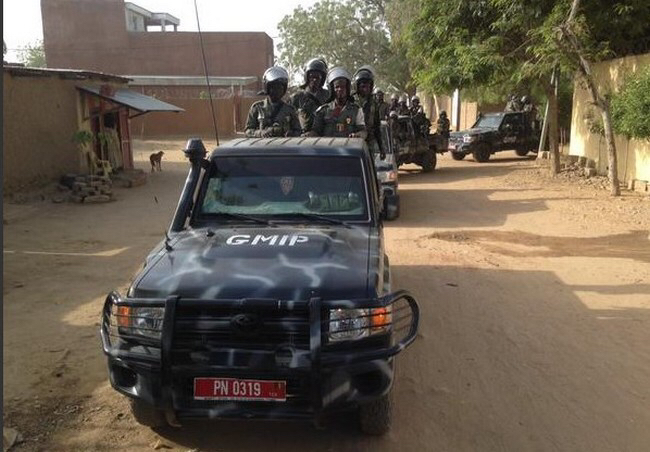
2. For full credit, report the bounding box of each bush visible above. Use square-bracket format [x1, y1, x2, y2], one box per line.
[611, 67, 650, 140]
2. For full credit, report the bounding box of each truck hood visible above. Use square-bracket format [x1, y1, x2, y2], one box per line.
[131, 226, 373, 300]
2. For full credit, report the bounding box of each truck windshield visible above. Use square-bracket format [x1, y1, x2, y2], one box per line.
[472, 114, 503, 129]
[197, 156, 369, 222]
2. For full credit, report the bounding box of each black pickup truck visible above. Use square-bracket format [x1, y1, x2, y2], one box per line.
[448, 111, 540, 162]
[100, 137, 419, 435]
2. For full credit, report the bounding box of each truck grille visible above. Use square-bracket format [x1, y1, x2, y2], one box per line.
[170, 303, 311, 366]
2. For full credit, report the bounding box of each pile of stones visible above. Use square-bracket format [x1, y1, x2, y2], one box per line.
[59, 174, 113, 203]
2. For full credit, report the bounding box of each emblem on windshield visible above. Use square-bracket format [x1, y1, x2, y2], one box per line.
[280, 176, 294, 195]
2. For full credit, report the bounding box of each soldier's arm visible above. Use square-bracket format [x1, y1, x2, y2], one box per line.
[244, 104, 261, 137]
[350, 108, 367, 139]
[307, 107, 325, 136]
[287, 108, 302, 137]
[373, 106, 382, 145]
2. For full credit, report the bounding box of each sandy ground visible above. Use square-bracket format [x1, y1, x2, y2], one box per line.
[3, 139, 650, 452]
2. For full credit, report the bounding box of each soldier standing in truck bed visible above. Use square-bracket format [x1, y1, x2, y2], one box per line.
[245, 66, 301, 138]
[289, 58, 330, 135]
[353, 66, 383, 157]
[308, 67, 367, 139]
[375, 89, 390, 120]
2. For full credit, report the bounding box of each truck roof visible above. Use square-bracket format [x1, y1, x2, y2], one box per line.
[210, 137, 368, 158]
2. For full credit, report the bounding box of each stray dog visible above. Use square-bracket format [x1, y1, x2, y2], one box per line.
[149, 151, 164, 172]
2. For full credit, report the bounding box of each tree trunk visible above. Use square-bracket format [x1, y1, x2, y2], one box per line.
[560, 0, 620, 195]
[600, 102, 620, 195]
[546, 80, 561, 175]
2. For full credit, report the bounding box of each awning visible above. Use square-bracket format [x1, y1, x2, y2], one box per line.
[77, 85, 184, 117]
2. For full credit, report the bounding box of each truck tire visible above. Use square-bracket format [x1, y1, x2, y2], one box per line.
[451, 151, 466, 161]
[472, 144, 491, 163]
[129, 399, 167, 428]
[515, 149, 529, 157]
[420, 150, 436, 172]
[359, 393, 392, 435]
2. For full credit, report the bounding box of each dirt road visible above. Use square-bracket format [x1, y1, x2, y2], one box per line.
[3, 140, 650, 451]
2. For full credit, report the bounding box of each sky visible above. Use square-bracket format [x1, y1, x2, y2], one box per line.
[3, 0, 320, 61]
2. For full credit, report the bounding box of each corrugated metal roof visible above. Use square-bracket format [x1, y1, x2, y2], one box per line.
[77, 85, 184, 113]
[127, 75, 257, 86]
[3, 65, 130, 82]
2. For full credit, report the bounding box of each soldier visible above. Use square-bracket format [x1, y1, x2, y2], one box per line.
[410, 95, 431, 138]
[521, 95, 539, 132]
[289, 58, 329, 134]
[375, 89, 390, 120]
[245, 66, 301, 138]
[505, 94, 522, 112]
[409, 95, 423, 116]
[308, 67, 367, 139]
[353, 66, 383, 157]
[436, 111, 450, 139]
[397, 95, 410, 115]
[388, 93, 399, 114]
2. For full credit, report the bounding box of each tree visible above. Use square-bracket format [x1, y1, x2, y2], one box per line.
[611, 67, 650, 140]
[18, 40, 46, 68]
[395, 0, 650, 191]
[277, 0, 412, 92]
[551, 0, 650, 195]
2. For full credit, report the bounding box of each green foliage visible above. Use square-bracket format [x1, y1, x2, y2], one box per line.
[277, 0, 412, 92]
[72, 130, 94, 149]
[611, 67, 650, 140]
[18, 40, 46, 68]
[392, 0, 650, 99]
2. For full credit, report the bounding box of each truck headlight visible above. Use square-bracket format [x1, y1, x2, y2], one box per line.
[328, 306, 392, 342]
[463, 135, 476, 143]
[378, 170, 398, 183]
[112, 304, 164, 340]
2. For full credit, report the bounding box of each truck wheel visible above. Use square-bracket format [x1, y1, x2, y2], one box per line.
[451, 151, 466, 161]
[420, 150, 436, 172]
[129, 399, 167, 428]
[515, 149, 529, 157]
[472, 144, 491, 163]
[359, 393, 392, 435]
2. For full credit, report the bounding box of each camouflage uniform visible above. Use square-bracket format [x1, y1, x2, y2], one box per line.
[377, 100, 390, 120]
[245, 98, 301, 138]
[436, 115, 450, 138]
[310, 100, 367, 139]
[355, 94, 383, 153]
[289, 88, 330, 134]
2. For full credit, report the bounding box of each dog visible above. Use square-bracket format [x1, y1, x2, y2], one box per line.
[149, 151, 164, 172]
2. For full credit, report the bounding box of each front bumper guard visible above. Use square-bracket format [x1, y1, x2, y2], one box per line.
[100, 290, 419, 420]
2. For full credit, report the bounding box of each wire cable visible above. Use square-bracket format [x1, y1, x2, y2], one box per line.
[193, 0, 219, 145]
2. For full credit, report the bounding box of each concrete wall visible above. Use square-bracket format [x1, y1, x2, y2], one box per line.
[569, 53, 650, 183]
[41, 0, 273, 90]
[419, 92, 482, 131]
[2, 70, 126, 193]
[129, 95, 264, 139]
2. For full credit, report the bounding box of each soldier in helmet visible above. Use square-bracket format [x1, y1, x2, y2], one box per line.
[289, 58, 330, 134]
[397, 95, 410, 115]
[409, 95, 422, 115]
[436, 111, 450, 139]
[388, 94, 399, 114]
[409, 95, 431, 138]
[505, 94, 522, 112]
[245, 66, 301, 138]
[375, 88, 390, 120]
[353, 66, 384, 157]
[308, 67, 367, 139]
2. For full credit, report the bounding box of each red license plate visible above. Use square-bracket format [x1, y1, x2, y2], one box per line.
[193, 377, 287, 401]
